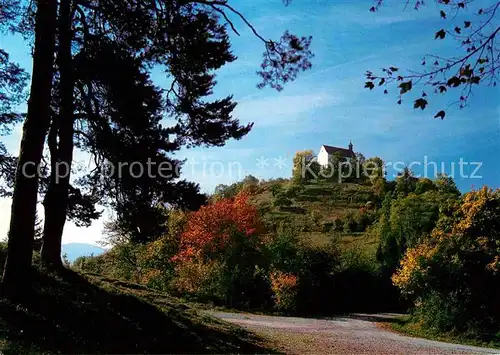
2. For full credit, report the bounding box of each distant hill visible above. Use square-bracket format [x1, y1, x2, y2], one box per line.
[62, 243, 105, 263]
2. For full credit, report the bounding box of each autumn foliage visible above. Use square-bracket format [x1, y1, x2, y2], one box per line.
[169, 192, 269, 305]
[74, 171, 500, 336]
[392, 187, 500, 333]
[393, 187, 500, 291]
[174, 192, 262, 262]
[269, 270, 298, 311]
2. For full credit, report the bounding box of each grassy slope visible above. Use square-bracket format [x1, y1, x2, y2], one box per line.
[252, 179, 379, 256]
[0, 268, 277, 355]
[383, 316, 500, 350]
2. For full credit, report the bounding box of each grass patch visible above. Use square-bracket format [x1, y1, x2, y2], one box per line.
[297, 231, 378, 257]
[299, 232, 335, 247]
[341, 232, 379, 256]
[384, 315, 500, 350]
[0, 268, 278, 354]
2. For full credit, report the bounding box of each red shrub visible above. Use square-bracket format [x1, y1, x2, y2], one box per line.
[173, 192, 262, 262]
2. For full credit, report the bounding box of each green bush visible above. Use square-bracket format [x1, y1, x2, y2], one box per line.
[265, 226, 302, 273]
[342, 209, 376, 233]
[285, 185, 303, 198]
[257, 201, 272, 216]
[356, 208, 376, 231]
[294, 243, 340, 315]
[413, 291, 467, 333]
[322, 222, 334, 232]
[269, 270, 298, 313]
[273, 192, 293, 207]
[284, 216, 313, 233]
[343, 211, 358, 233]
[73, 254, 107, 274]
[264, 226, 342, 315]
[332, 218, 343, 232]
[270, 183, 283, 197]
[174, 230, 271, 310]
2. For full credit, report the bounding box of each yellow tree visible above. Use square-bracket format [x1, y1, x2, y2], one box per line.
[393, 187, 500, 333]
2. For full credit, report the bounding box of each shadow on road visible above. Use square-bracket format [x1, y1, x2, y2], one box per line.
[344, 313, 407, 324]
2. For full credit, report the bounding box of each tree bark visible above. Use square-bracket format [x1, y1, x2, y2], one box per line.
[1, 0, 58, 298]
[41, 0, 74, 267]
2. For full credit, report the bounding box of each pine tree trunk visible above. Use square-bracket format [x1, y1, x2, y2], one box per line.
[1, 0, 58, 298]
[41, 0, 74, 267]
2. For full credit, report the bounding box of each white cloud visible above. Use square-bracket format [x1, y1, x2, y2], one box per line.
[252, 13, 303, 29]
[234, 92, 342, 126]
[325, 2, 433, 27]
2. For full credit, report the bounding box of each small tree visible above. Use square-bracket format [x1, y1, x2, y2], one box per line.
[434, 173, 460, 196]
[173, 192, 265, 307]
[174, 192, 262, 262]
[270, 183, 283, 197]
[395, 167, 418, 196]
[415, 178, 436, 195]
[292, 150, 319, 183]
[363, 157, 385, 180]
[242, 175, 260, 194]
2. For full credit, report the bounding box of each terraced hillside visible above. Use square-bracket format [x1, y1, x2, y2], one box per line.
[248, 179, 380, 256]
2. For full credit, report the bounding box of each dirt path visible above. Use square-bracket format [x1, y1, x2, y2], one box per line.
[208, 311, 500, 354]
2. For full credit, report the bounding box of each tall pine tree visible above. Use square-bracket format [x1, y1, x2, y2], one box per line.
[2, 0, 314, 292]
[1, 0, 58, 297]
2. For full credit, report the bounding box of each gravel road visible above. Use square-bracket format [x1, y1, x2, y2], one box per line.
[208, 311, 500, 354]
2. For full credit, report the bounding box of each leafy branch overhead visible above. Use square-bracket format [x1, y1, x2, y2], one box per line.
[195, 0, 314, 91]
[365, 0, 499, 118]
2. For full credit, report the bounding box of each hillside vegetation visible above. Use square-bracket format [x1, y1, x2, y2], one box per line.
[70, 155, 404, 316]
[248, 179, 379, 255]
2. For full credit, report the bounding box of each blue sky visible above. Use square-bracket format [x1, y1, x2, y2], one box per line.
[0, 0, 498, 244]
